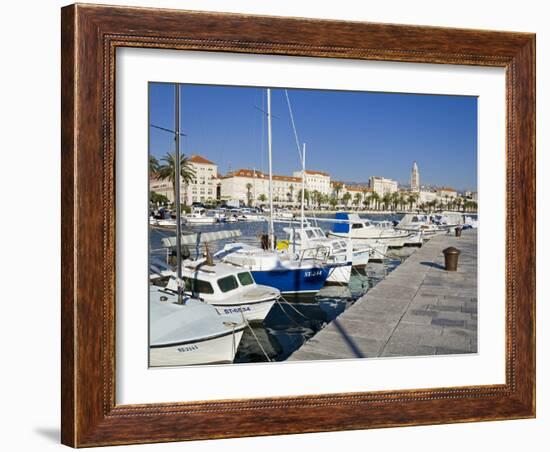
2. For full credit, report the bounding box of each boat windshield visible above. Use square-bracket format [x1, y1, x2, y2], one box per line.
[352, 223, 363, 229]
[312, 228, 324, 238]
[218, 275, 239, 293]
[183, 277, 214, 294]
[306, 229, 316, 238]
[237, 272, 254, 286]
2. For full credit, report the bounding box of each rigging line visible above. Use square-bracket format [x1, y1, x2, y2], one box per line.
[245, 320, 272, 362]
[273, 298, 304, 327]
[284, 89, 303, 163]
[278, 295, 312, 320]
[150, 124, 188, 136]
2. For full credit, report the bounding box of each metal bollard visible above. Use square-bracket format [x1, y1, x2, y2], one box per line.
[443, 247, 461, 271]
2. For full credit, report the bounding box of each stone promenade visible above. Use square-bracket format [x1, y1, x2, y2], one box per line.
[288, 229, 478, 361]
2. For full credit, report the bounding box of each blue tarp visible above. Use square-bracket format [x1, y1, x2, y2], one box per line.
[333, 212, 350, 233]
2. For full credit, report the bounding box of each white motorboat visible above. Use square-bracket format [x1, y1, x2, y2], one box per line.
[272, 209, 295, 220]
[367, 242, 389, 262]
[149, 257, 174, 282]
[215, 242, 337, 294]
[185, 207, 218, 224]
[328, 213, 414, 248]
[279, 225, 371, 284]
[166, 259, 280, 322]
[149, 285, 246, 367]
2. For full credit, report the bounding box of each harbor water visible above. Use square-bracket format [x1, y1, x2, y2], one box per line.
[149, 213, 419, 363]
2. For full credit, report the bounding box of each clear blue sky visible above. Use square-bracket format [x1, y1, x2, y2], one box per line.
[149, 83, 477, 191]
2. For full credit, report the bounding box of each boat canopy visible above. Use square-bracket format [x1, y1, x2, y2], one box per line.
[161, 229, 242, 248]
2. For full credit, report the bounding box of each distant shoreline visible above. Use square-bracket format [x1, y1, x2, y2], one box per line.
[279, 209, 478, 216]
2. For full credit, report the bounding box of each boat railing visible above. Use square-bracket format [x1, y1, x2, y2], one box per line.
[297, 245, 331, 266]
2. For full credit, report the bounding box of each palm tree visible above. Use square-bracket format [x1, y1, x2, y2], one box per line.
[258, 193, 267, 203]
[391, 192, 400, 211]
[370, 192, 380, 211]
[361, 188, 370, 210]
[289, 184, 295, 206]
[245, 183, 253, 206]
[312, 190, 322, 208]
[408, 193, 419, 211]
[398, 193, 406, 211]
[353, 192, 362, 210]
[382, 193, 392, 211]
[342, 192, 352, 208]
[297, 188, 310, 207]
[328, 195, 338, 210]
[149, 155, 159, 176]
[333, 183, 343, 204]
[156, 151, 196, 207]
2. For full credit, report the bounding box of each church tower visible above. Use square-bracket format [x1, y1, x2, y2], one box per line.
[411, 161, 420, 192]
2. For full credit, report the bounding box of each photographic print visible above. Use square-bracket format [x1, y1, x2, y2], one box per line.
[148, 83, 478, 367]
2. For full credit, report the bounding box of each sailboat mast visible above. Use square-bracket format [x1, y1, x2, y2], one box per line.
[267, 88, 275, 250]
[174, 84, 183, 304]
[301, 142, 306, 230]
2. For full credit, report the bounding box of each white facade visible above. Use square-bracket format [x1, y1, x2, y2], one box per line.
[220, 169, 301, 206]
[437, 188, 458, 200]
[149, 154, 219, 205]
[293, 170, 331, 195]
[186, 155, 218, 204]
[369, 176, 398, 195]
[419, 190, 438, 204]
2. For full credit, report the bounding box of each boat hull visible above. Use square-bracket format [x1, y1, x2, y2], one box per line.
[149, 328, 244, 367]
[251, 266, 330, 294]
[326, 262, 352, 284]
[185, 218, 218, 224]
[328, 232, 411, 248]
[212, 298, 277, 323]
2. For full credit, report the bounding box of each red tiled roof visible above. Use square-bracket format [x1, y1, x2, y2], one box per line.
[439, 187, 456, 192]
[346, 186, 370, 192]
[189, 154, 215, 165]
[273, 175, 302, 183]
[304, 170, 329, 177]
[222, 168, 301, 183]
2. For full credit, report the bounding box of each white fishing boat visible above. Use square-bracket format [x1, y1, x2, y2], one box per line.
[149, 257, 174, 282]
[235, 208, 266, 222]
[185, 207, 218, 224]
[367, 242, 389, 262]
[150, 84, 245, 367]
[395, 213, 441, 239]
[149, 285, 246, 366]
[215, 242, 335, 294]
[328, 212, 414, 248]
[272, 209, 295, 220]
[278, 225, 371, 284]
[165, 258, 280, 322]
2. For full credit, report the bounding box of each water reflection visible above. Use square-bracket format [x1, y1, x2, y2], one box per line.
[149, 213, 413, 363]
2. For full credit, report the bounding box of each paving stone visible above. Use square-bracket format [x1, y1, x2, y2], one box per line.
[435, 346, 472, 355]
[381, 341, 436, 357]
[431, 318, 466, 327]
[289, 230, 478, 361]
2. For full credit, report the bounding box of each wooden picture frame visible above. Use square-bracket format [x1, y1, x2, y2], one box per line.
[61, 3, 535, 447]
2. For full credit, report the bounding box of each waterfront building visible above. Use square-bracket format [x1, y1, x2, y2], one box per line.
[220, 169, 301, 206]
[149, 154, 219, 205]
[292, 170, 331, 195]
[418, 189, 439, 204]
[369, 176, 398, 196]
[187, 155, 219, 204]
[437, 187, 458, 200]
[410, 161, 420, 192]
